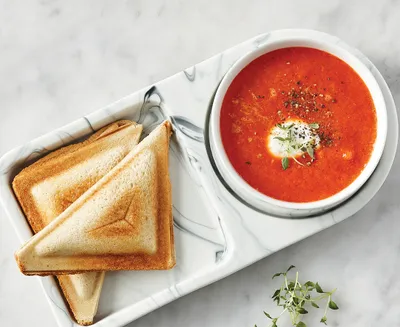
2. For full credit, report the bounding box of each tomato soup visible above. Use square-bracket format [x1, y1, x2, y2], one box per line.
[220, 47, 377, 202]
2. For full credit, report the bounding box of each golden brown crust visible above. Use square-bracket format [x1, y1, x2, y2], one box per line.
[12, 120, 143, 325]
[15, 121, 175, 275]
[12, 120, 139, 233]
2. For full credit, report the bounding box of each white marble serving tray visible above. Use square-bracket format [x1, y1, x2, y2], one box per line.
[0, 30, 397, 327]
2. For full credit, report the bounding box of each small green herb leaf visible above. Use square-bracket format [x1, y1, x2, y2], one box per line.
[311, 302, 320, 308]
[297, 322, 307, 327]
[287, 123, 295, 129]
[320, 316, 327, 325]
[272, 289, 280, 299]
[315, 282, 324, 293]
[296, 307, 308, 314]
[309, 123, 320, 129]
[282, 157, 289, 170]
[263, 311, 273, 319]
[272, 272, 284, 279]
[286, 265, 296, 273]
[329, 300, 339, 310]
[274, 136, 286, 141]
[307, 146, 315, 159]
[304, 281, 315, 288]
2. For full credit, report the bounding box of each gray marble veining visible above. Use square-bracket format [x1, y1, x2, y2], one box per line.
[1, 1, 400, 327]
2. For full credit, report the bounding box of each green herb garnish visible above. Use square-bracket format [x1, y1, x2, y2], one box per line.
[309, 123, 320, 129]
[306, 146, 314, 160]
[273, 123, 319, 170]
[282, 157, 289, 170]
[256, 266, 338, 327]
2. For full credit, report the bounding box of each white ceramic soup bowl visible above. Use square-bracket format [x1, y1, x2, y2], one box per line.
[209, 30, 387, 218]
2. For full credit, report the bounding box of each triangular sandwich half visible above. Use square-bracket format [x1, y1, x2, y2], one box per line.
[13, 120, 143, 325]
[15, 121, 175, 275]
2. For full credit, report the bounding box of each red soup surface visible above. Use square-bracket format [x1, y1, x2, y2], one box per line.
[220, 47, 377, 202]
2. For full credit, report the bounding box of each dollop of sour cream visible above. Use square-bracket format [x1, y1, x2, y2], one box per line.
[267, 120, 320, 158]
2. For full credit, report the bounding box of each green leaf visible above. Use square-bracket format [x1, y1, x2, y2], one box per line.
[274, 136, 286, 142]
[309, 123, 320, 129]
[272, 289, 280, 299]
[311, 302, 320, 308]
[272, 272, 284, 279]
[329, 300, 339, 310]
[315, 282, 324, 293]
[296, 307, 308, 314]
[263, 311, 273, 319]
[277, 123, 286, 130]
[307, 146, 315, 159]
[304, 281, 315, 288]
[287, 123, 295, 130]
[258, 268, 338, 327]
[282, 157, 289, 170]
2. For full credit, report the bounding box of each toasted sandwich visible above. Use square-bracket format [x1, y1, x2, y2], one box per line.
[13, 120, 143, 325]
[15, 121, 175, 274]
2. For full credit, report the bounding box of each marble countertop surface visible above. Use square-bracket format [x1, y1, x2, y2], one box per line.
[1, 1, 399, 326]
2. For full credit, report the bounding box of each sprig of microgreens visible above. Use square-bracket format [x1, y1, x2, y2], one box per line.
[256, 265, 338, 327]
[274, 123, 319, 170]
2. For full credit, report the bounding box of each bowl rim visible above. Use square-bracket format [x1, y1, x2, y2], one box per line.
[210, 30, 388, 211]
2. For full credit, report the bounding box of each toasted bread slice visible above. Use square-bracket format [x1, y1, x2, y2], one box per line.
[15, 121, 175, 274]
[12, 120, 143, 325]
